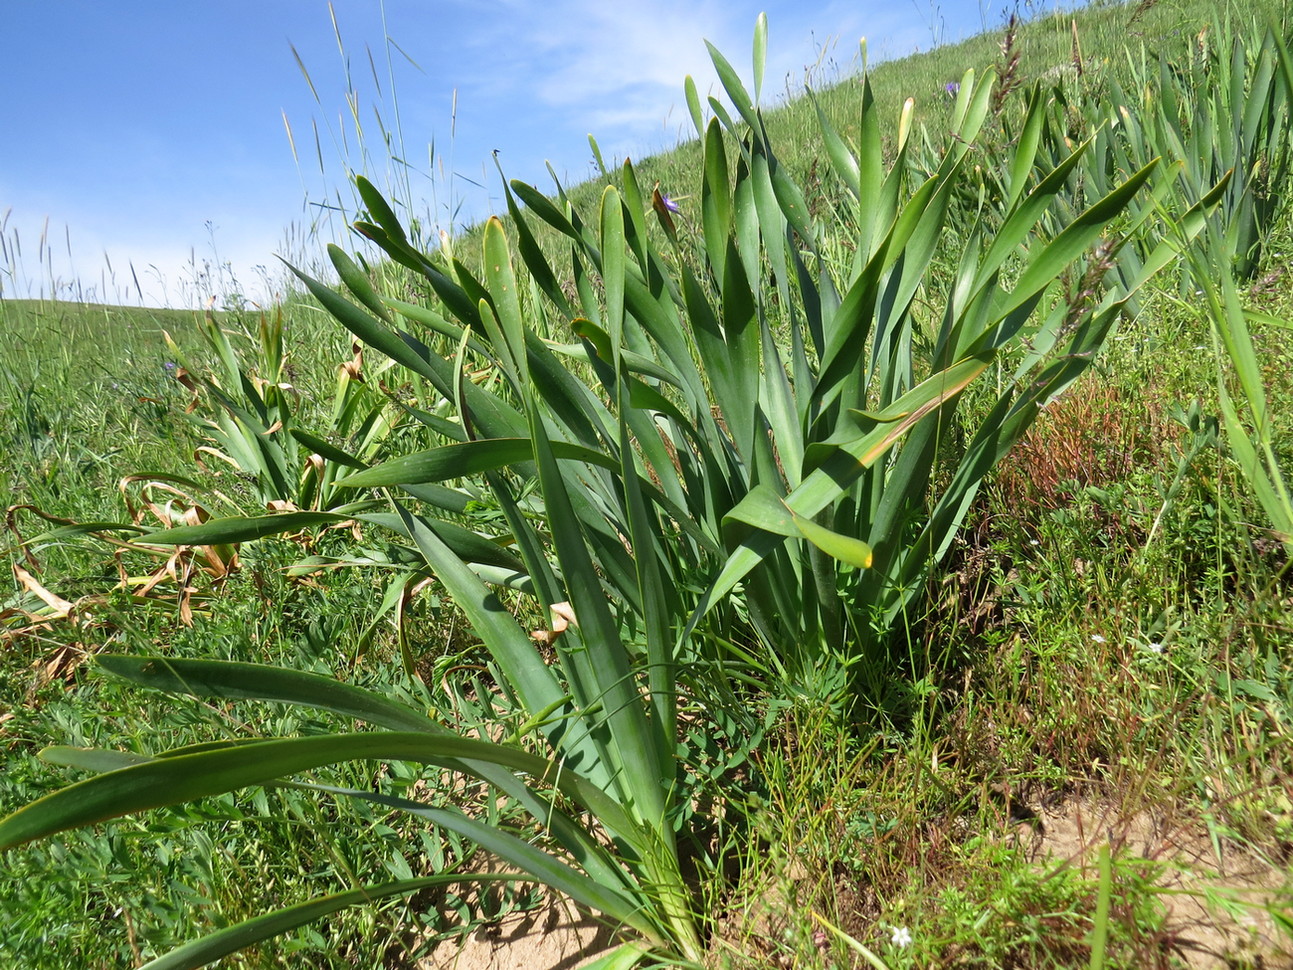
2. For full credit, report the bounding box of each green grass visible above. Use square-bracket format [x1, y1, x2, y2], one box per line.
[0, 300, 196, 506]
[3, 0, 1292, 967]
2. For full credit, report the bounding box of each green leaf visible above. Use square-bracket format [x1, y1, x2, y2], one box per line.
[304, 784, 662, 941]
[790, 511, 873, 569]
[580, 941, 655, 970]
[725, 483, 797, 538]
[707, 39, 760, 133]
[337, 438, 616, 489]
[289, 429, 368, 469]
[95, 656, 441, 733]
[42, 747, 154, 772]
[702, 118, 732, 281]
[387, 501, 587, 760]
[688, 353, 992, 637]
[600, 186, 626, 349]
[998, 158, 1159, 320]
[1004, 85, 1046, 211]
[355, 176, 407, 243]
[286, 261, 526, 440]
[481, 217, 528, 383]
[368, 510, 528, 572]
[384, 297, 485, 352]
[589, 132, 608, 178]
[143, 511, 354, 545]
[811, 90, 860, 197]
[93, 655, 637, 888]
[558, 321, 682, 385]
[0, 731, 635, 853]
[510, 180, 586, 244]
[684, 75, 704, 139]
[526, 410, 668, 826]
[328, 244, 393, 323]
[138, 875, 524, 970]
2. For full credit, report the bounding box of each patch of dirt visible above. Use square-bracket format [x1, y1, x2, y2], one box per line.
[412, 796, 1292, 970]
[1026, 797, 1293, 969]
[417, 894, 618, 970]
[710, 858, 827, 968]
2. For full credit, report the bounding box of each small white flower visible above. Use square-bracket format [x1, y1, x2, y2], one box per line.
[1090, 634, 1106, 644]
[1146, 641, 1164, 654]
[1030, 539, 1040, 546]
[890, 926, 913, 948]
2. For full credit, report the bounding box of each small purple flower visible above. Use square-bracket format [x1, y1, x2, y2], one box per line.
[660, 192, 681, 214]
[164, 361, 177, 372]
[945, 81, 960, 97]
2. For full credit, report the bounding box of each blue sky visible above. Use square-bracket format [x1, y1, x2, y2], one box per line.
[2, 1, 1008, 308]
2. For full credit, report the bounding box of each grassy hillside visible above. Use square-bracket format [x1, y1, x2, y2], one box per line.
[2, 1, 1291, 968]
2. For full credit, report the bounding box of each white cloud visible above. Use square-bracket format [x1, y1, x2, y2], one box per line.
[441, 1, 829, 130]
[524, 0, 733, 100]
[440, 0, 935, 151]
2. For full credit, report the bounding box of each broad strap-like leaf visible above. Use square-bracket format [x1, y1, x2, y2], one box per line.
[684, 75, 704, 139]
[752, 12, 767, 103]
[387, 501, 582, 748]
[86, 657, 642, 890]
[706, 39, 761, 134]
[141, 510, 359, 545]
[701, 118, 732, 283]
[526, 406, 670, 829]
[579, 941, 655, 970]
[687, 353, 993, 640]
[95, 656, 441, 733]
[724, 483, 797, 538]
[286, 260, 525, 440]
[288, 428, 368, 470]
[481, 217, 529, 384]
[138, 874, 526, 970]
[337, 437, 616, 489]
[303, 784, 665, 943]
[329, 245, 394, 323]
[789, 510, 873, 569]
[992, 158, 1160, 323]
[0, 731, 636, 853]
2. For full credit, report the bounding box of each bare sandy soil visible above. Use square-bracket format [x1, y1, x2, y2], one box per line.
[417, 796, 1292, 969]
